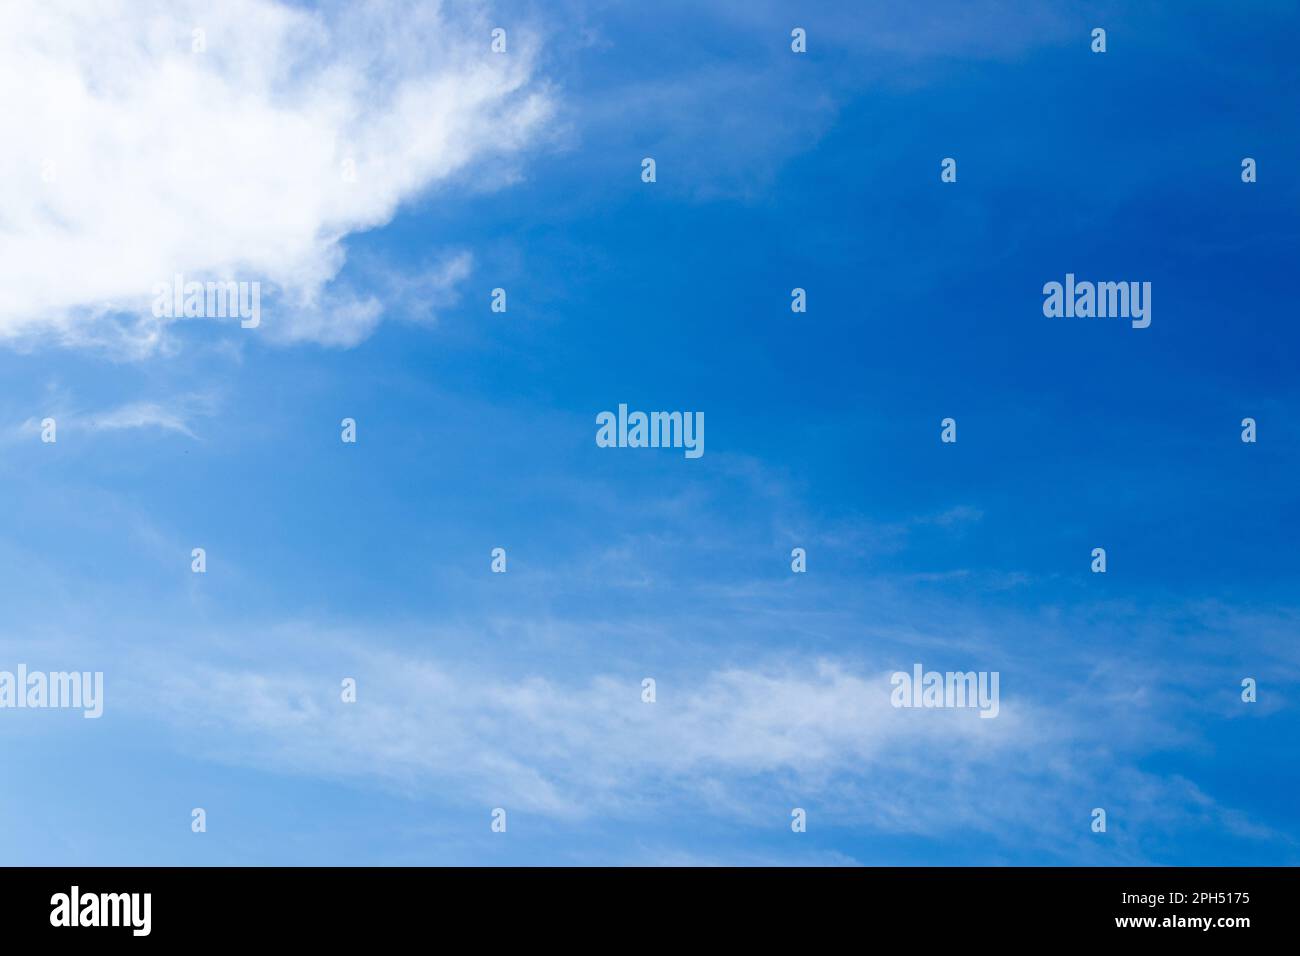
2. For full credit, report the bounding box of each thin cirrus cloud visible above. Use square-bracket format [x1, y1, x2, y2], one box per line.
[137, 640, 1028, 819]
[8, 393, 218, 443]
[82, 400, 204, 438]
[121, 626, 1283, 864]
[0, 0, 552, 353]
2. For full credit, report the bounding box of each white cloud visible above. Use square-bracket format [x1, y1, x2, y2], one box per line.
[83, 401, 200, 437]
[101, 601, 1292, 861]
[10, 392, 217, 441]
[140, 643, 1033, 822]
[0, 0, 552, 353]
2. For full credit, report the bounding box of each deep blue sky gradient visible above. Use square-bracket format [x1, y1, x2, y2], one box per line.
[1, 1, 1296, 865]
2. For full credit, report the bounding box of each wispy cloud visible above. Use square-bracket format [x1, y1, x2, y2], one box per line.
[99, 599, 1294, 864]
[84, 401, 200, 438]
[9, 391, 218, 442]
[135, 642, 1034, 819]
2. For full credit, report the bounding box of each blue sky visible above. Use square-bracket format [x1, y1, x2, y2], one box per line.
[0, 0, 1297, 865]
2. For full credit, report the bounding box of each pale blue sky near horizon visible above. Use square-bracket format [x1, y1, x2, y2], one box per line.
[0, 0, 1297, 865]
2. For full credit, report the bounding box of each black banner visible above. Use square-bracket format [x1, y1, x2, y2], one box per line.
[0, 866, 1287, 942]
